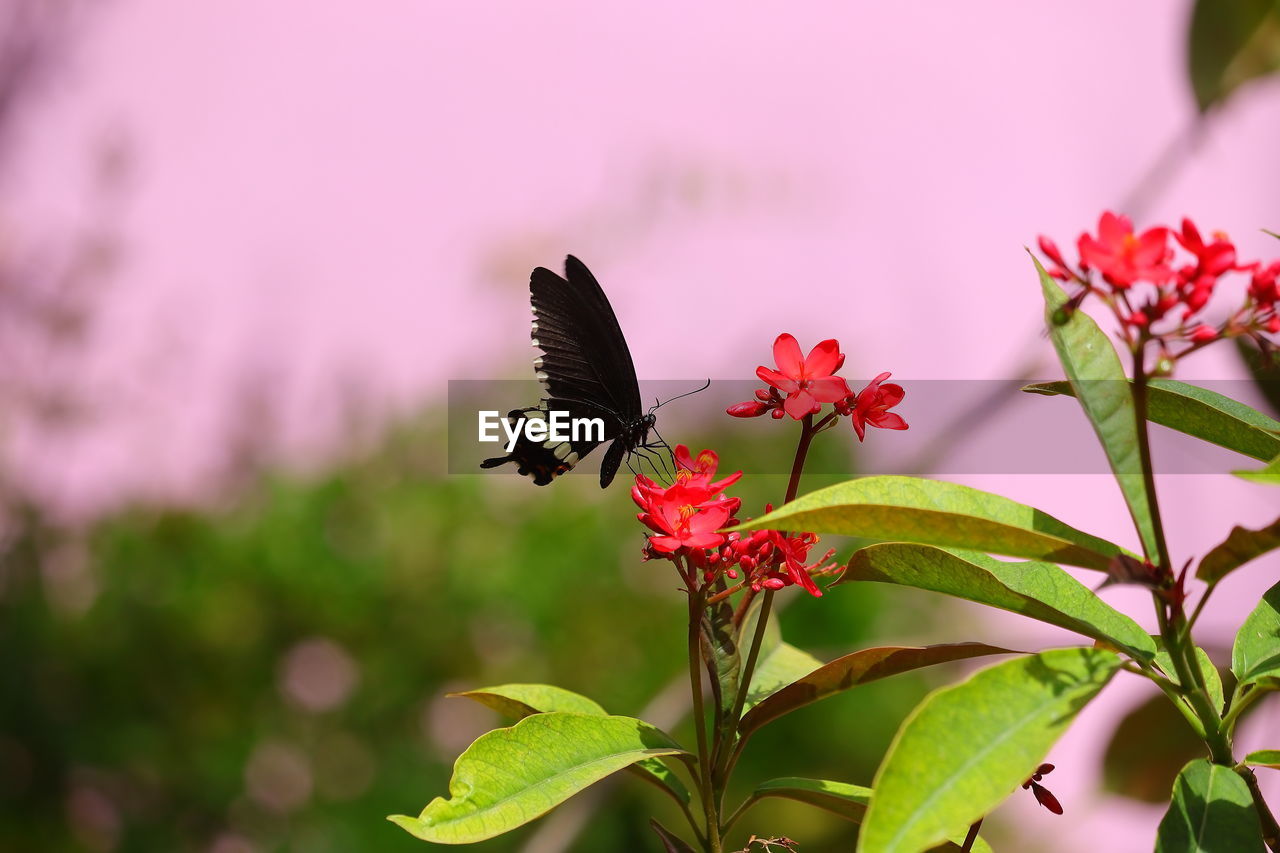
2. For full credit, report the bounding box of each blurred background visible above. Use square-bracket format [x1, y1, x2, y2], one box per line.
[2, 1, 1279, 850]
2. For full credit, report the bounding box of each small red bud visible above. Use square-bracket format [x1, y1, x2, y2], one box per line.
[727, 401, 770, 418]
[1038, 235, 1067, 269]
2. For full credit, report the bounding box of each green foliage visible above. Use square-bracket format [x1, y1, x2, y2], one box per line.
[751, 777, 871, 823]
[451, 683, 607, 718]
[388, 712, 688, 843]
[1234, 453, 1280, 485]
[738, 643, 1016, 741]
[841, 543, 1157, 661]
[1155, 760, 1263, 851]
[744, 780, 993, 852]
[1243, 750, 1280, 770]
[1037, 259, 1159, 558]
[858, 647, 1121, 853]
[738, 475, 1129, 571]
[1233, 581, 1280, 689]
[0, 415, 908, 851]
[1024, 378, 1280, 463]
[1198, 517, 1280, 582]
[1188, 0, 1280, 112]
[451, 683, 691, 807]
[1154, 646, 1225, 714]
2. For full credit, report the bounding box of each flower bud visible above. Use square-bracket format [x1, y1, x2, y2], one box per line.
[726, 401, 769, 418]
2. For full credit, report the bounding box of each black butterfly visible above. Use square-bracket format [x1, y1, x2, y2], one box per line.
[481, 255, 669, 487]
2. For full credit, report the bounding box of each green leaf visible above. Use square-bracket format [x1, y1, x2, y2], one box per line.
[1155, 759, 1264, 851]
[735, 474, 1130, 571]
[858, 647, 1121, 853]
[1154, 645, 1225, 713]
[450, 683, 607, 718]
[452, 683, 690, 806]
[1234, 454, 1280, 485]
[1102, 692, 1208, 803]
[839, 543, 1157, 661]
[1037, 260, 1159, 559]
[389, 712, 689, 843]
[743, 641, 824, 712]
[1233, 580, 1280, 688]
[1244, 750, 1280, 770]
[1024, 378, 1280, 463]
[1188, 0, 1280, 112]
[649, 818, 698, 853]
[754, 777, 873, 822]
[749, 779, 992, 853]
[733, 598, 825, 714]
[739, 643, 1018, 741]
[1198, 517, 1280, 582]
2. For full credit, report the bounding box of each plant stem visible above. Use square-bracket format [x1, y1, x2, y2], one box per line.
[713, 415, 819, 830]
[784, 414, 816, 505]
[686, 583, 721, 853]
[1131, 345, 1172, 571]
[1179, 581, 1216, 645]
[1239, 766, 1280, 852]
[1222, 684, 1265, 734]
[961, 818, 983, 852]
[1131, 345, 1236, 769]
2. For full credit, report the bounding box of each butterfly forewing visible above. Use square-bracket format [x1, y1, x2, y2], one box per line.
[530, 256, 643, 422]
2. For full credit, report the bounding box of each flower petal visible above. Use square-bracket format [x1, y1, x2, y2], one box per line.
[783, 390, 815, 420]
[757, 366, 798, 393]
[808, 376, 851, 402]
[869, 412, 909, 431]
[803, 339, 843, 377]
[772, 333, 804, 378]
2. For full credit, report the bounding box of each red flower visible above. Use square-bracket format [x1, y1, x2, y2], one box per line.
[633, 446, 742, 560]
[712, 521, 837, 597]
[756, 334, 850, 420]
[1077, 211, 1171, 289]
[1250, 261, 1280, 309]
[674, 445, 743, 495]
[1175, 219, 1237, 279]
[840, 372, 908, 441]
[640, 483, 733, 554]
[1173, 219, 1236, 319]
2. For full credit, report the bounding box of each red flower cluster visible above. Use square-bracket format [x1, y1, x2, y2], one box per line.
[708, 518, 838, 597]
[633, 446, 741, 555]
[727, 334, 909, 442]
[1039, 212, 1280, 346]
[632, 446, 836, 597]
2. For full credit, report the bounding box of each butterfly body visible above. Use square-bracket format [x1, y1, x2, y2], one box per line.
[481, 256, 662, 488]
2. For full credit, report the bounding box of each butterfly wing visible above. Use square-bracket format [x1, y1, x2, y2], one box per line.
[530, 255, 644, 425]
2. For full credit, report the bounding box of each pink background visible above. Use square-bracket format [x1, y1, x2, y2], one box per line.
[11, 1, 1280, 849]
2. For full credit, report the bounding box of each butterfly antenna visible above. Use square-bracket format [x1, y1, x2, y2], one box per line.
[652, 378, 712, 411]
